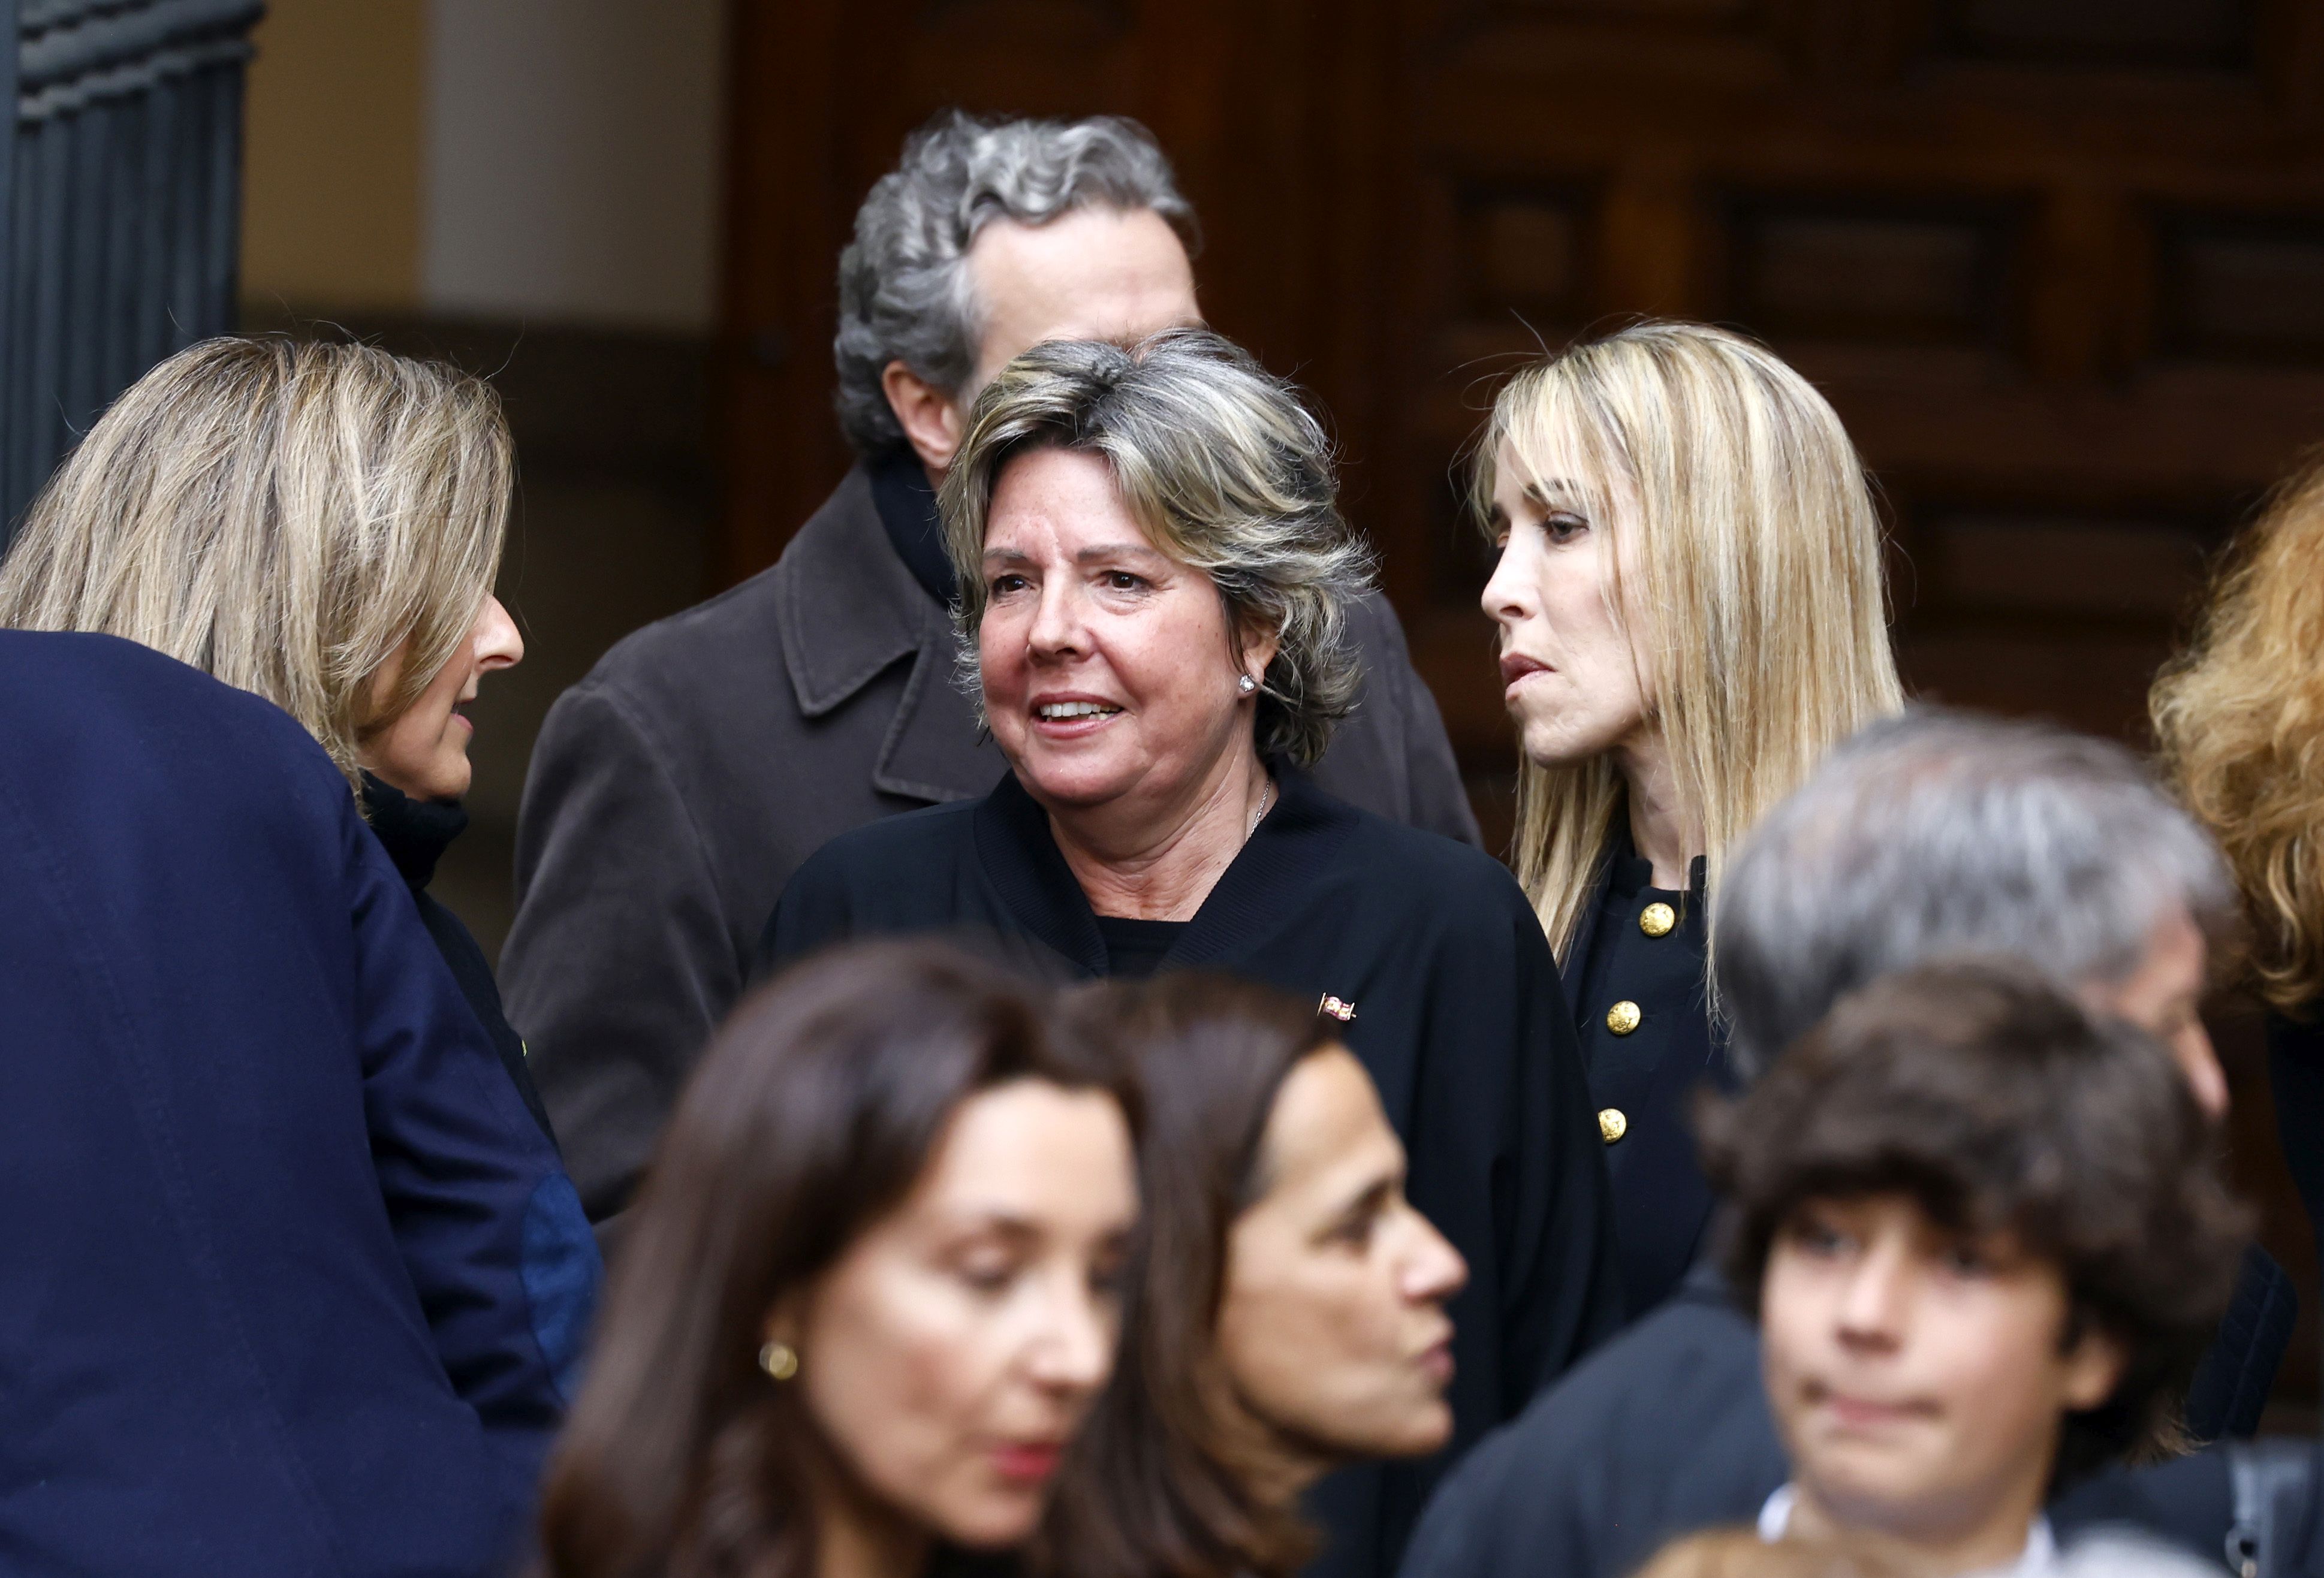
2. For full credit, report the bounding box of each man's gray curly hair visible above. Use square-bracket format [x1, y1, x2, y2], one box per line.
[833, 110, 1199, 457]
[939, 330, 1376, 768]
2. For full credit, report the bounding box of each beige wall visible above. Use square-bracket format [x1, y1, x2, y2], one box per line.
[237, 2, 728, 957]
[424, 0, 727, 331]
[241, 0, 725, 330]
[240, 0, 426, 312]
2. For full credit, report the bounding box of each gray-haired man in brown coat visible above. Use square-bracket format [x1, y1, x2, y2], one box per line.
[501, 110, 1479, 1239]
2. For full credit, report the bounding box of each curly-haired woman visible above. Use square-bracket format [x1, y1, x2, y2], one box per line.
[762, 328, 1620, 1578]
[2153, 455, 2324, 1257]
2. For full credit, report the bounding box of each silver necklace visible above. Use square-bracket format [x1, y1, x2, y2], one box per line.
[1247, 779, 1274, 843]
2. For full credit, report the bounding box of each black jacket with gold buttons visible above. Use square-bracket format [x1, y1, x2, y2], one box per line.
[1561, 825, 1732, 1322]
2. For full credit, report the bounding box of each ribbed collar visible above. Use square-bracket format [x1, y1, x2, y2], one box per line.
[969, 764, 1360, 977]
[358, 771, 466, 890]
[1605, 814, 1708, 899]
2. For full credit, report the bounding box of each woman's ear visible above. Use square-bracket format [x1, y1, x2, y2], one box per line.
[2058, 1323, 2129, 1413]
[1232, 615, 1283, 691]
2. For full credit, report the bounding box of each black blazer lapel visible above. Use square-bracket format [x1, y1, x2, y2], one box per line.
[1168, 766, 1360, 970]
[971, 773, 1108, 976]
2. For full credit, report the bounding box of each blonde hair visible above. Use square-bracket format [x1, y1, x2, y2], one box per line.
[1478, 321, 1903, 964]
[0, 337, 512, 790]
[2151, 455, 2324, 1012]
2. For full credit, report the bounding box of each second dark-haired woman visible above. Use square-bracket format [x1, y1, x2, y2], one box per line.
[537, 940, 1140, 1578]
[1048, 973, 1469, 1578]
[762, 329, 1621, 1578]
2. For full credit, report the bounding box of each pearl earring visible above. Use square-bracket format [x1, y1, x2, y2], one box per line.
[758, 1340, 799, 1381]
[1238, 674, 1257, 695]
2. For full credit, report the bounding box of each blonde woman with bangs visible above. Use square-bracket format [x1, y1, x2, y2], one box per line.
[2153, 454, 2324, 1262]
[1479, 319, 1901, 1317]
[0, 335, 553, 1140]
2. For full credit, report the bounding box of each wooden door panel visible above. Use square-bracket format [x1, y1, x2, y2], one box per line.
[727, 0, 2324, 1419]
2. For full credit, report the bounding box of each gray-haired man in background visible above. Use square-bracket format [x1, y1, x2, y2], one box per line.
[502, 111, 1479, 1235]
[1399, 707, 2296, 1578]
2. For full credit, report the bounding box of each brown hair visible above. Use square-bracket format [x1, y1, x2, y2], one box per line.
[2151, 453, 2324, 1013]
[1631, 1530, 1910, 1578]
[537, 942, 1137, 1578]
[1039, 973, 1340, 1578]
[1701, 961, 2247, 1486]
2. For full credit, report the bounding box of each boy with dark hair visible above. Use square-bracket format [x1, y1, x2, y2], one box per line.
[1699, 962, 2247, 1574]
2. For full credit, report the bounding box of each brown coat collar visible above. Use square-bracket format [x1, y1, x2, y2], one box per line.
[772, 464, 999, 804]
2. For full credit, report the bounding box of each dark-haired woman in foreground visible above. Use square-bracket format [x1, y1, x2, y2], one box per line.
[1048, 974, 1469, 1578]
[538, 942, 1141, 1578]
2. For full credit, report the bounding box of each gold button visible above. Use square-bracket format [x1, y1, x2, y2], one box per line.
[1606, 1000, 1642, 1036]
[1639, 902, 1676, 938]
[1599, 1108, 1628, 1143]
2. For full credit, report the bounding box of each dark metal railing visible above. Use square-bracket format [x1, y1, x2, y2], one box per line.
[0, 0, 263, 545]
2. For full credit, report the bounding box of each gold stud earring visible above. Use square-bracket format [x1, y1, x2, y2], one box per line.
[758, 1340, 799, 1381]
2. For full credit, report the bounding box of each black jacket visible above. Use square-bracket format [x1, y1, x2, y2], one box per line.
[762, 765, 1623, 1578]
[2268, 1009, 2324, 1272]
[1560, 834, 1726, 1320]
[502, 463, 1482, 1230]
[361, 773, 556, 1144]
[1398, 1250, 2294, 1578]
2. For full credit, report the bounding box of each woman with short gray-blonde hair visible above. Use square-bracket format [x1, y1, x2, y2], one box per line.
[765, 329, 1621, 1578]
[939, 330, 1370, 766]
[0, 334, 554, 1140]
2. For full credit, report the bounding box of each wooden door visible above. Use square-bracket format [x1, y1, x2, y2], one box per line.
[722, 0, 2324, 1414]
[722, 0, 2324, 750]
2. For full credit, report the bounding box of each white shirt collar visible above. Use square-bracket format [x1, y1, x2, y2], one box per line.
[1757, 1485, 2057, 1577]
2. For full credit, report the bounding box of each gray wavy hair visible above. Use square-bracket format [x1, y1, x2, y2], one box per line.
[1714, 707, 2238, 1078]
[833, 109, 1199, 457]
[939, 329, 1375, 767]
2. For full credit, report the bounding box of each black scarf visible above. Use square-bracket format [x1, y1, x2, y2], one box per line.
[358, 771, 467, 891]
[867, 448, 957, 608]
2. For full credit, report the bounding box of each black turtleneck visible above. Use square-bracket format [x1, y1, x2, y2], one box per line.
[867, 447, 958, 608]
[360, 773, 557, 1145]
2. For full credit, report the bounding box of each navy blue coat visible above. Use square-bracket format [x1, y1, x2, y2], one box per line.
[0, 632, 599, 1577]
